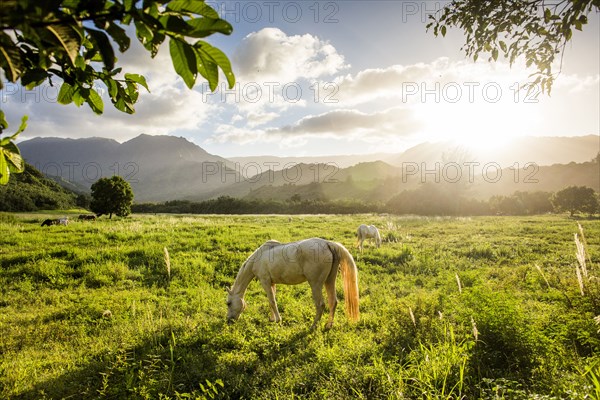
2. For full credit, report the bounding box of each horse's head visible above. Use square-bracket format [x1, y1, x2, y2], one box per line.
[226, 288, 246, 324]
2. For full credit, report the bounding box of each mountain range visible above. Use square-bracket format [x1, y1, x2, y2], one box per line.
[17, 134, 600, 202]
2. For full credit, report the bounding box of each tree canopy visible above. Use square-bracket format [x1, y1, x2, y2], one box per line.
[428, 0, 599, 94]
[552, 186, 599, 216]
[0, 0, 234, 113]
[0, 0, 235, 184]
[90, 175, 134, 218]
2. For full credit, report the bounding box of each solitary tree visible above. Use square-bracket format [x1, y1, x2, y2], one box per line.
[0, 0, 235, 183]
[90, 176, 134, 218]
[552, 186, 599, 216]
[428, 0, 599, 94]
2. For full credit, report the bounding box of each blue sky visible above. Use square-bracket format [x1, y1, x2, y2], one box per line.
[3, 1, 599, 157]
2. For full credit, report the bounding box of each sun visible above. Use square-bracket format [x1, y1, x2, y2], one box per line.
[415, 97, 540, 155]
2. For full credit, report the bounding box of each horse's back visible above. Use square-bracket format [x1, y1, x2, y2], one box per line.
[253, 238, 333, 284]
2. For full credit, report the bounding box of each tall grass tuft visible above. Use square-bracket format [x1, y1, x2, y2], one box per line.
[574, 233, 586, 295]
[534, 264, 551, 289]
[164, 246, 171, 280]
[579, 223, 594, 270]
[406, 324, 470, 399]
[455, 273, 462, 294]
[471, 317, 478, 342]
[575, 233, 588, 279]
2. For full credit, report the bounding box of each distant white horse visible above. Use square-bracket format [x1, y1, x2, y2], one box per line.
[356, 224, 382, 252]
[226, 238, 360, 330]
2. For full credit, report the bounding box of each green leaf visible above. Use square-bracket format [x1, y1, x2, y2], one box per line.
[169, 38, 197, 89]
[105, 21, 131, 52]
[72, 90, 85, 106]
[0, 153, 10, 185]
[499, 40, 507, 53]
[84, 88, 104, 114]
[104, 77, 118, 99]
[167, 0, 220, 19]
[1, 115, 29, 142]
[187, 17, 233, 37]
[46, 24, 81, 64]
[13, 115, 28, 137]
[565, 28, 572, 41]
[115, 86, 135, 114]
[3, 141, 24, 172]
[134, 19, 154, 46]
[196, 42, 235, 88]
[124, 0, 135, 12]
[0, 115, 27, 184]
[544, 8, 551, 23]
[125, 73, 150, 92]
[0, 34, 23, 82]
[160, 15, 190, 33]
[57, 82, 76, 104]
[195, 49, 218, 91]
[86, 28, 116, 70]
[492, 47, 499, 61]
[0, 110, 8, 131]
[441, 25, 447, 37]
[126, 81, 139, 103]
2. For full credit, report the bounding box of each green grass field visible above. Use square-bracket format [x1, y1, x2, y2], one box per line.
[1, 212, 599, 399]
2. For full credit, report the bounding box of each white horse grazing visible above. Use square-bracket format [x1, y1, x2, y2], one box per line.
[226, 238, 360, 330]
[356, 224, 382, 252]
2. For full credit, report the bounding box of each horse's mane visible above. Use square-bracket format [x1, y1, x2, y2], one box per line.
[262, 240, 281, 247]
[236, 240, 281, 276]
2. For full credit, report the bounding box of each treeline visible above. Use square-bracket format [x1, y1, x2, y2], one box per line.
[385, 184, 560, 216]
[133, 197, 378, 214]
[133, 185, 599, 216]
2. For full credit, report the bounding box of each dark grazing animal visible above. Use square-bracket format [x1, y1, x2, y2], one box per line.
[41, 219, 59, 227]
[41, 217, 69, 226]
[78, 214, 97, 221]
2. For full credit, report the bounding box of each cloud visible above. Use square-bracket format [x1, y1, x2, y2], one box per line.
[208, 107, 422, 147]
[196, 28, 344, 130]
[233, 27, 349, 83]
[209, 28, 351, 129]
[327, 57, 600, 106]
[268, 108, 422, 139]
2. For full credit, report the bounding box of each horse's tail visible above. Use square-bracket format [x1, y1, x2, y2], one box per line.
[328, 241, 360, 322]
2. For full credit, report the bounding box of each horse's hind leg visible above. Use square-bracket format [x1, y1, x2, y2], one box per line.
[310, 285, 326, 330]
[324, 280, 338, 329]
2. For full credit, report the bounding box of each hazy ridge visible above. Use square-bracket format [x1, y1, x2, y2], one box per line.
[17, 134, 599, 202]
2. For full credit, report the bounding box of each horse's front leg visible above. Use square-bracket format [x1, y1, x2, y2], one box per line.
[260, 280, 281, 323]
[356, 238, 363, 253]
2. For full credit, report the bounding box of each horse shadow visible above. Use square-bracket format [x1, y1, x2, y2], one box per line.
[13, 319, 317, 399]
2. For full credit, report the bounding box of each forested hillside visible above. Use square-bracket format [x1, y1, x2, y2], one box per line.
[0, 163, 79, 211]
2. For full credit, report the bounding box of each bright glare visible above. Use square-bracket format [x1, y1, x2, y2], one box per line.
[415, 95, 542, 154]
